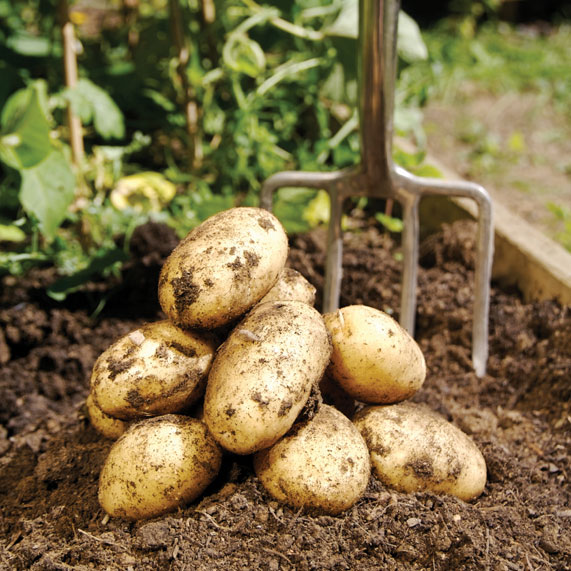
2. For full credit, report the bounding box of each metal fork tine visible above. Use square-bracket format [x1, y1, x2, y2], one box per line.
[399, 191, 421, 335]
[323, 190, 345, 314]
[395, 169, 494, 376]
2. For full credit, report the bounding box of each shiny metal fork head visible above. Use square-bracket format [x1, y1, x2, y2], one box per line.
[261, 0, 494, 377]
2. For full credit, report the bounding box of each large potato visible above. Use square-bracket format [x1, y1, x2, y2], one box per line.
[90, 320, 216, 420]
[324, 305, 426, 403]
[99, 415, 222, 520]
[258, 267, 316, 306]
[203, 300, 332, 455]
[353, 402, 487, 501]
[254, 405, 370, 514]
[158, 207, 288, 329]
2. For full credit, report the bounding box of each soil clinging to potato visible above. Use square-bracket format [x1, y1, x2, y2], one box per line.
[1, 220, 570, 570]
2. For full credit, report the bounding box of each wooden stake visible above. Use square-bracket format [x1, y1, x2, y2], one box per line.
[59, 0, 84, 166]
[169, 0, 202, 170]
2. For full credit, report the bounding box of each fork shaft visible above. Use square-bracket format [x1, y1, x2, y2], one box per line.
[359, 0, 400, 189]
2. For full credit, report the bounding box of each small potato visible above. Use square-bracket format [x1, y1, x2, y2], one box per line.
[258, 268, 316, 306]
[204, 301, 331, 455]
[353, 402, 487, 501]
[324, 305, 426, 403]
[254, 405, 370, 514]
[158, 207, 288, 329]
[99, 415, 222, 520]
[91, 320, 216, 420]
[86, 394, 129, 440]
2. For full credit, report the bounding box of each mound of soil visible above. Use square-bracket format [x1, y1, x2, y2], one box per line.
[1, 221, 569, 570]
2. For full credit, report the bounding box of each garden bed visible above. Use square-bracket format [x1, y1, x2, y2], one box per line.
[0, 220, 569, 570]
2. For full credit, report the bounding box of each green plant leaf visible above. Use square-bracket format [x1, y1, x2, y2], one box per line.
[324, 1, 427, 63]
[47, 248, 129, 301]
[411, 163, 442, 178]
[6, 33, 53, 57]
[273, 187, 319, 234]
[0, 223, 26, 242]
[223, 34, 266, 78]
[397, 11, 428, 62]
[0, 84, 52, 169]
[20, 150, 76, 240]
[303, 189, 330, 227]
[68, 79, 125, 140]
[375, 212, 403, 233]
[324, 0, 358, 39]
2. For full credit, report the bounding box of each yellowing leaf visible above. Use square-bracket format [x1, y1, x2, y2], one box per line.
[110, 172, 176, 212]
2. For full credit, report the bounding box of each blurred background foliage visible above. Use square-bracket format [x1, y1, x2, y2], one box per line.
[0, 0, 569, 298]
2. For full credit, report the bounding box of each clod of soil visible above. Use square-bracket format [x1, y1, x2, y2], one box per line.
[1, 220, 570, 570]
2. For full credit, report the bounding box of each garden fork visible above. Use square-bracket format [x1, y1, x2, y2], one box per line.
[261, 0, 494, 377]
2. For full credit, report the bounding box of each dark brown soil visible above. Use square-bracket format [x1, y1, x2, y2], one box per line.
[1, 220, 570, 571]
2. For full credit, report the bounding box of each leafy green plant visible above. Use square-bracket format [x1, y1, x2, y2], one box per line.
[0, 0, 432, 297]
[0, 81, 74, 239]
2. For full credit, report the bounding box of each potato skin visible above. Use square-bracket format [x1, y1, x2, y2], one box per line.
[254, 405, 370, 514]
[258, 268, 316, 306]
[158, 207, 288, 329]
[204, 301, 332, 455]
[86, 394, 129, 440]
[90, 320, 216, 420]
[98, 415, 222, 520]
[353, 402, 487, 501]
[324, 305, 426, 403]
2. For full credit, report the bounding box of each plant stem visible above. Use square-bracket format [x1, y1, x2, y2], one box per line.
[256, 57, 322, 98]
[241, 0, 324, 41]
[59, 0, 84, 166]
[122, 0, 140, 54]
[201, 0, 215, 24]
[169, 0, 202, 170]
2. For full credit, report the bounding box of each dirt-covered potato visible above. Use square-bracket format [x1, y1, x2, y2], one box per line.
[86, 394, 129, 440]
[158, 207, 288, 329]
[254, 405, 370, 514]
[324, 305, 426, 403]
[204, 300, 332, 455]
[258, 267, 316, 306]
[353, 402, 487, 501]
[90, 320, 216, 420]
[98, 415, 222, 520]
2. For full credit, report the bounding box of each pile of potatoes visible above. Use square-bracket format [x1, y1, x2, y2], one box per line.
[87, 207, 487, 521]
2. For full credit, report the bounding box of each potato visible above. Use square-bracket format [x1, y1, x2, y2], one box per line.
[158, 207, 288, 329]
[254, 405, 370, 514]
[353, 402, 487, 501]
[258, 268, 316, 306]
[204, 300, 332, 455]
[98, 415, 222, 520]
[324, 305, 426, 403]
[86, 394, 129, 440]
[90, 320, 216, 420]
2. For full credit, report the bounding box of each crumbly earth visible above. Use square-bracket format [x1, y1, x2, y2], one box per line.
[1, 220, 570, 570]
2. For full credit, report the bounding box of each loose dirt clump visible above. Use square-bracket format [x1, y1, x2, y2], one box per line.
[1, 220, 570, 570]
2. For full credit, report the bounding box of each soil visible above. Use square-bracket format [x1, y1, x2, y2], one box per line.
[1, 220, 570, 571]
